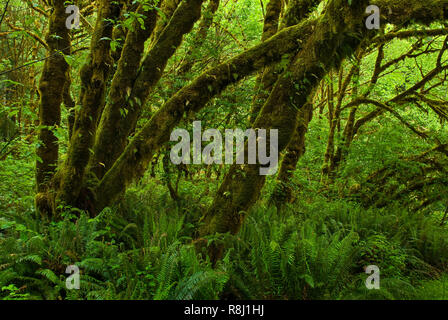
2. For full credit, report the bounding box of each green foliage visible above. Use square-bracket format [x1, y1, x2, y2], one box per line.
[1, 0, 448, 302]
[1, 183, 447, 300]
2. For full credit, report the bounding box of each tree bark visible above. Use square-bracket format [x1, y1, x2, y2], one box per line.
[54, 0, 122, 211]
[35, 0, 70, 196]
[270, 102, 313, 205]
[90, 0, 206, 180]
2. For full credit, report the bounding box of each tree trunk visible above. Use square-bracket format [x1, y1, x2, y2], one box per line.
[35, 0, 70, 203]
[270, 102, 313, 205]
[53, 0, 122, 212]
[90, 0, 206, 180]
[198, 0, 371, 262]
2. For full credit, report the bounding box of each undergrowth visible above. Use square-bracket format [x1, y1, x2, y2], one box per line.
[1, 180, 447, 300]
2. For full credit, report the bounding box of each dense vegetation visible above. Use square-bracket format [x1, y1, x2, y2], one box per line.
[0, 0, 448, 300]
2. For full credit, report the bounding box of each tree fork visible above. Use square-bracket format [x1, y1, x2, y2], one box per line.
[90, 0, 207, 180]
[54, 0, 122, 212]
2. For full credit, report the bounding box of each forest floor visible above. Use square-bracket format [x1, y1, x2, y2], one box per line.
[1, 145, 447, 300]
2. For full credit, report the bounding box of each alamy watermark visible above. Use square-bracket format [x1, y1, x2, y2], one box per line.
[65, 5, 80, 30]
[66, 265, 80, 290]
[366, 5, 380, 30]
[365, 265, 380, 289]
[170, 121, 279, 176]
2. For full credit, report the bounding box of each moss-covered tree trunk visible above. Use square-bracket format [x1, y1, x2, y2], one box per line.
[197, 0, 371, 262]
[34, 0, 448, 221]
[270, 102, 313, 205]
[249, 0, 320, 123]
[35, 0, 70, 197]
[52, 0, 122, 212]
[90, 0, 206, 180]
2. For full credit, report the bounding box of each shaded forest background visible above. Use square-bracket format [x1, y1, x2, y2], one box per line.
[0, 0, 448, 300]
